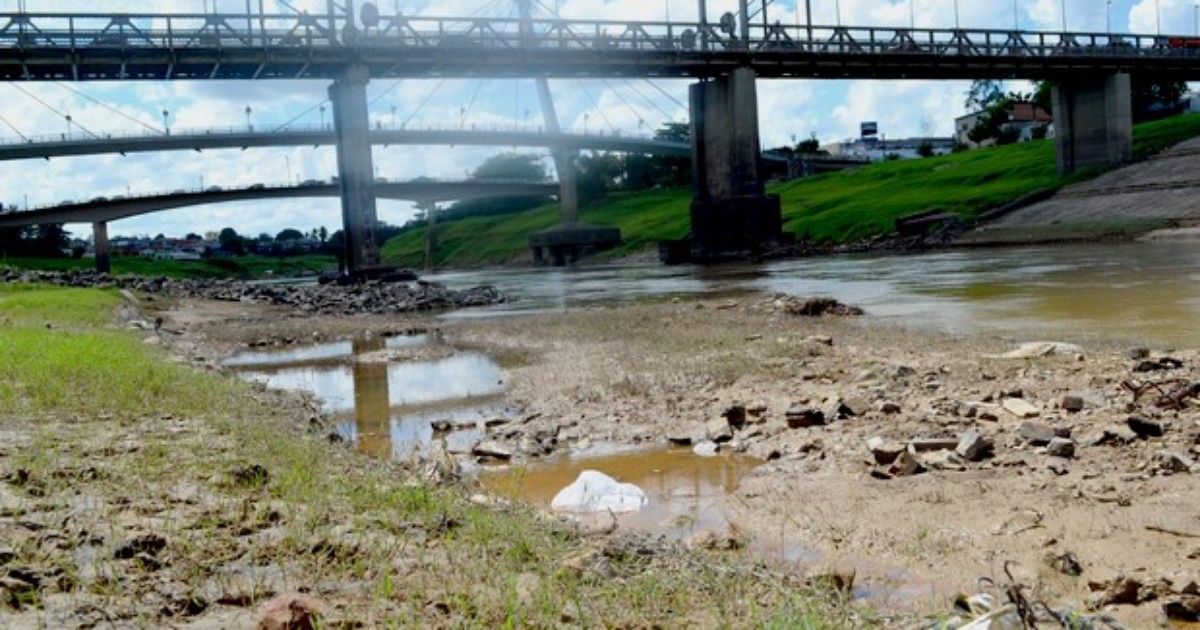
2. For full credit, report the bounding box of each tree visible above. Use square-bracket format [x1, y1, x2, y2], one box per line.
[275, 228, 304, 242]
[967, 96, 1020, 146]
[917, 140, 935, 158]
[217, 227, 245, 255]
[317, 226, 328, 243]
[575, 151, 624, 207]
[470, 152, 549, 182]
[1132, 77, 1188, 122]
[620, 122, 693, 191]
[964, 79, 1005, 112]
[185, 232, 203, 241]
[796, 133, 820, 153]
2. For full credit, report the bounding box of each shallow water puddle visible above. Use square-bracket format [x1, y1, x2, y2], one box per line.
[482, 447, 761, 539]
[225, 333, 511, 459]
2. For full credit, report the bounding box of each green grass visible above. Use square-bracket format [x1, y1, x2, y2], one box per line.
[381, 113, 1200, 267]
[0, 284, 246, 418]
[0, 254, 337, 279]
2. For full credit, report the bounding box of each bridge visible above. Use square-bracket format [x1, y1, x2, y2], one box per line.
[0, 179, 558, 273]
[0, 126, 704, 162]
[2, 1, 1195, 269]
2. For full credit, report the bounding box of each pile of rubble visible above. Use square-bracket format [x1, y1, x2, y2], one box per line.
[0, 268, 505, 315]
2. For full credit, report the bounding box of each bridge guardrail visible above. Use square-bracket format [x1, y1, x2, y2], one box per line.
[0, 12, 1196, 62]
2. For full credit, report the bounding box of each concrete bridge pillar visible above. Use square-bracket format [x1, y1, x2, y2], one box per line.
[92, 221, 110, 274]
[1053, 73, 1132, 175]
[686, 68, 786, 262]
[329, 64, 381, 275]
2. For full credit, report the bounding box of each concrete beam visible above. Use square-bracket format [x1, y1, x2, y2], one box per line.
[1053, 73, 1132, 175]
[329, 64, 381, 274]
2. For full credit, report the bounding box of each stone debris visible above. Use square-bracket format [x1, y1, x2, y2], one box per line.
[1060, 395, 1085, 412]
[1017, 421, 1061, 446]
[785, 406, 826, 429]
[1126, 416, 1166, 439]
[0, 268, 505, 315]
[1001, 397, 1041, 419]
[990, 341, 1085, 360]
[777, 296, 864, 317]
[257, 593, 324, 630]
[550, 470, 647, 514]
[1046, 437, 1076, 459]
[956, 429, 994, 462]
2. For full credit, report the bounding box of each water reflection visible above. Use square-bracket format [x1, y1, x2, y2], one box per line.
[227, 335, 508, 459]
[431, 241, 1200, 346]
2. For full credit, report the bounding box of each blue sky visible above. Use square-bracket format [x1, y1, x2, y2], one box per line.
[0, 0, 1190, 240]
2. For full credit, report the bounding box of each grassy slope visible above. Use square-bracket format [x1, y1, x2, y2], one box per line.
[0, 283, 861, 627]
[382, 113, 1200, 267]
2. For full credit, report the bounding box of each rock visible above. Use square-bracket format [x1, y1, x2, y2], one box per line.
[1002, 398, 1041, 419]
[992, 341, 1084, 359]
[1082, 424, 1140, 447]
[866, 437, 905, 465]
[1127, 416, 1166, 439]
[781, 297, 863, 317]
[722, 405, 747, 430]
[258, 593, 324, 630]
[1160, 451, 1195, 473]
[550, 470, 647, 514]
[956, 429, 994, 462]
[1060, 395, 1085, 412]
[705, 418, 733, 443]
[473, 440, 513, 461]
[1087, 576, 1144, 607]
[1128, 346, 1151, 360]
[878, 401, 902, 415]
[908, 438, 959, 453]
[1017, 421, 1060, 446]
[444, 431, 482, 455]
[922, 450, 965, 471]
[785, 407, 825, 429]
[1046, 551, 1083, 577]
[666, 424, 707, 446]
[1164, 595, 1200, 621]
[1046, 437, 1076, 459]
[686, 530, 744, 551]
[1134, 357, 1185, 373]
[692, 441, 719, 457]
[886, 450, 924, 477]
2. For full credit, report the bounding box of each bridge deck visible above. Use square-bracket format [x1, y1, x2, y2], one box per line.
[0, 13, 1198, 81]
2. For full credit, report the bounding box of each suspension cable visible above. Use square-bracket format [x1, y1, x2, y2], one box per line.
[0, 113, 28, 142]
[601, 79, 653, 133]
[575, 80, 616, 134]
[55, 82, 163, 135]
[270, 99, 329, 132]
[624, 80, 678, 128]
[10, 83, 100, 139]
[403, 78, 449, 128]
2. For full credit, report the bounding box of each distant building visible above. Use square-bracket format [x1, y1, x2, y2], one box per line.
[954, 101, 1052, 148]
[824, 136, 955, 161]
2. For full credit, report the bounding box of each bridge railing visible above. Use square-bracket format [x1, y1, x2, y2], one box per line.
[0, 11, 1195, 61]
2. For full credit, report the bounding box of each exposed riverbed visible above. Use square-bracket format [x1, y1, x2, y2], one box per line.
[165, 241, 1200, 627]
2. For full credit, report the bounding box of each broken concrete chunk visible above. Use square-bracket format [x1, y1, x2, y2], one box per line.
[1017, 421, 1059, 446]
[1046, 437, 1076, 459]
[785, 407, 826, 429]
[866, 437, 905, 465]
[956, 429, 994, 462]
[1160, 451, 1195, 473]
[1127, 416, 1166, 439]
[886, 450, 924, 477]
[1060, 395, 1085, 413]
[1002, 397, 1041, 419]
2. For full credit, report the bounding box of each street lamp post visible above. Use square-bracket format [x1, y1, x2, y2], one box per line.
[1195, 2, 1199, 36]
[244, 105, 253, 132]
[835, 0, 841, 26]
[1013, 0, 1019, 30]
[162, 109, 170, 136]
[65, 114, 72, 139]
[1107, 0, 1112, 36]
[284, 155, 292, 186]
[909, 0, 915, 29]
[1156, 0, 1162, 35]
[1061, 0, 1067, 31]
[583, 113, 589, 135]
[953, 0, 959, 29]
[320, 104, 326, 129]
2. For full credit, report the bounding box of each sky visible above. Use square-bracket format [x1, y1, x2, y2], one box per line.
[0, 0, 1193, 240]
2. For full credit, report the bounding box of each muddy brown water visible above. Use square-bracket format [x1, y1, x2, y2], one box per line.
[432, 241, 1200, 347]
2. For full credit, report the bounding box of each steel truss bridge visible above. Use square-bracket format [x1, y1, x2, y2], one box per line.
[0, 10, 1198, 83]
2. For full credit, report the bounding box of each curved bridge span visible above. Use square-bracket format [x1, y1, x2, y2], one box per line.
[0, 180, 557, 228]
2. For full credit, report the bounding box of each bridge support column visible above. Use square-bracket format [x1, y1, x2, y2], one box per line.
[329, 64, 381, 276]
[685, 68, 786, 263]
[92, 221, 110, 274]
[1053, 73, 1132, 175]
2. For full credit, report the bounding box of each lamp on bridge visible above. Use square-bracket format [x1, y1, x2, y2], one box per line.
[162, 109, 170, 136]
[245, 105, 253, 132]
[320, 104, 327, 130]
[64, 114, 72, 140]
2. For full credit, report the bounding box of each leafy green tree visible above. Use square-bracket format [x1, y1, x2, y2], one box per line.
[575, 151, 624, 207]
[275, 228, 304, 242]
[965, 79, 1005, 112]
[217, 227, 245, 255]
[442, 153, 553, 221]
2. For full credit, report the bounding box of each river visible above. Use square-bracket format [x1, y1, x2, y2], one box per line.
[431, 240, 1200, 347]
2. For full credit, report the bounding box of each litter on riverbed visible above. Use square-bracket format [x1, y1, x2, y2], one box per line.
[550, 470, 648, 513]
